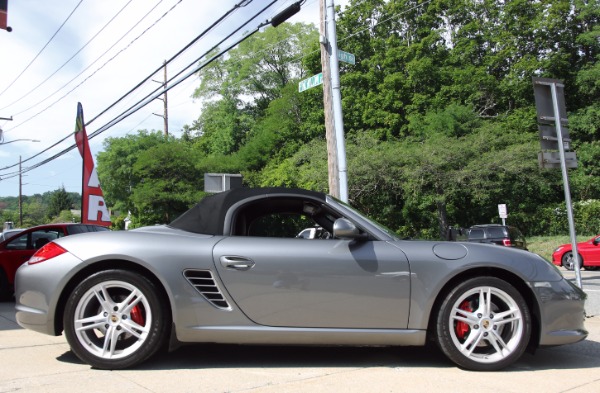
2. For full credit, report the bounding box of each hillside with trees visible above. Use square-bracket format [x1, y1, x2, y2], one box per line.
[0, 187, 80, 228]
[84, 1, 600, 237]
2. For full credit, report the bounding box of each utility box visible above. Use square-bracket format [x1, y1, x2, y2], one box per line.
[204, 173, 243, 193]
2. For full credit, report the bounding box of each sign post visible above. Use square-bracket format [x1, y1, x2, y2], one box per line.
[498, 204, 507, 226]
[533, 77, 582, 288]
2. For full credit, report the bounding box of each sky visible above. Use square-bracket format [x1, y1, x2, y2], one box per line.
[0, 0, 343, 197]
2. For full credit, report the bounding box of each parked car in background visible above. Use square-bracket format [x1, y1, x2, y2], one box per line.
[14, 187, 586, 371]
[465, 224, 528, 250]
[0, 223, 110, 297]
[552, 235, 600, 271]
[0, 228, 25, 242]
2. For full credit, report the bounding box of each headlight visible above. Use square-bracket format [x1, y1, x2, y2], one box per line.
[554, 246, 564, 253]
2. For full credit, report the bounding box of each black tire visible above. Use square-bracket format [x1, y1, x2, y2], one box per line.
[63, 269, 169, 369]
[435, 276, 531, 371]
[562, 252, 582, 271]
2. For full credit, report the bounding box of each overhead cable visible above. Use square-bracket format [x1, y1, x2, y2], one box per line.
[0, 0, 273, 175]
[0, 0, 85, 100]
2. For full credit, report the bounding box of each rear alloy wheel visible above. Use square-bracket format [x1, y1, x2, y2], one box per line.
[436, 276, 531, 371]
[64, 270, 168, 369]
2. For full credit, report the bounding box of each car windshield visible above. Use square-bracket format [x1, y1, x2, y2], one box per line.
[328, 197, 400, 241]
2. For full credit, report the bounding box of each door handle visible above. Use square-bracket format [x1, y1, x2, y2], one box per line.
[220, 256, 255, 271]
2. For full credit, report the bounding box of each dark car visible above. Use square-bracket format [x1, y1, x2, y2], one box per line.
[14, 188, 587, 371]
[0, 228, 25, 242]
[466, 224, 528, 250]
[552, 235, 600, 271]
[0, 223, 110, 297]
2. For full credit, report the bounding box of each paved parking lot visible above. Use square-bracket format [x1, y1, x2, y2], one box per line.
[1, 299, 599, 393]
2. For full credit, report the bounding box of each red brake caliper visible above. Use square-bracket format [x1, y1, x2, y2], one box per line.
[130, 304, 145, 326]
[455, 300, 472, 339]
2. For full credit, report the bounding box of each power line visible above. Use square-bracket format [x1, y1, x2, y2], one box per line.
[0, 0, 135, 113]
[4, 0, 168, 127]
[3, 0, 180, 135]
[0, 0, 85, 99]
[0, 0, 277, 177]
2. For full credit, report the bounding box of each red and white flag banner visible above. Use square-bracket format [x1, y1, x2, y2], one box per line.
[74, 102, 111, 227]
[0, 0, 9, 31]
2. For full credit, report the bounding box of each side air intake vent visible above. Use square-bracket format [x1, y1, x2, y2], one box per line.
[183, 270, 232, 310]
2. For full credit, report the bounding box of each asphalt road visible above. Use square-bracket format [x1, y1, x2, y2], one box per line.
[1, 295, 599, 393]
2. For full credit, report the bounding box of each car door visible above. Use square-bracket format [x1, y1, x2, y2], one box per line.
[581, 236, 600, 265]
[213, 237, 410, 329]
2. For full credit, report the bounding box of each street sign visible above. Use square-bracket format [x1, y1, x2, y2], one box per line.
[337, 49, 356, 65]
[498, 204, 508, 219]
[533, 77, 568, 125]
[298, 73, 323, 92]
[539, 124, 571, 151]
[538, 151, 578, 169]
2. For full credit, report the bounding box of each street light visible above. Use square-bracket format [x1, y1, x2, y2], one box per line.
[1, 138, 40, 144]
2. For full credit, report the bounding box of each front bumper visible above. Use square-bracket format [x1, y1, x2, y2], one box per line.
[532, 278, 588, 346]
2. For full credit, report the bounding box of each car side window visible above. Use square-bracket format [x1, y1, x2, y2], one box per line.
[232, 197, 336, 238]
[31, 229, 65, 249]
[5, 233, 29, 250]
[248, 213, 314, 238]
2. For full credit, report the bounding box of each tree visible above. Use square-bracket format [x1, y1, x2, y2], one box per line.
[130, 141, 204, 225]
[96, 131, 169, 216]
[47, 186, 73, 220]
[194, 23, 318, 110]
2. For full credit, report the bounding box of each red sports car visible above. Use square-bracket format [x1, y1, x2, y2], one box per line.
[552, 235, 600, 270]
[0, 223, 110, 298]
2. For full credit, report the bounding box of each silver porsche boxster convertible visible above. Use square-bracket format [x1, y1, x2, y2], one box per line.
[15, 187, 587, 370]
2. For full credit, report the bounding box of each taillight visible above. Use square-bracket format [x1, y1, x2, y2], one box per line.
[503, 239, 512, 247]
[28, 242, 67, 265]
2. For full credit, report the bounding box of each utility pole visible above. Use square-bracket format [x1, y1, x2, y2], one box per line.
[162, 60, 168, 136]
[153, 60, 169, 136]
[319, 0, 348, 202]
[19, 155, 22, 226]
[319, 0, 339, 198]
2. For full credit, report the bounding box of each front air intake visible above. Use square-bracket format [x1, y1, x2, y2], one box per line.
[183, 269, 232, 310]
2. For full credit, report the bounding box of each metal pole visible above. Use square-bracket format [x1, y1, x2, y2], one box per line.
[19, 155, 22, 227]
[550, 82, 582, 288]
[325, 0, 348, 202]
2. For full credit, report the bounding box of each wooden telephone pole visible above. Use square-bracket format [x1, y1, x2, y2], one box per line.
[153, 60, 169, 136]
[319, 0, 348, 201]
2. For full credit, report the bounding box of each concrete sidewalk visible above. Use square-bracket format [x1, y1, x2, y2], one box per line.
[1, 301, 599, 393]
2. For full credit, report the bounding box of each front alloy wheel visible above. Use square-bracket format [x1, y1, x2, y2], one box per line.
[562, 252, 582, 271]
[64, 270, 168, 369]
[436, 276, 531, 371]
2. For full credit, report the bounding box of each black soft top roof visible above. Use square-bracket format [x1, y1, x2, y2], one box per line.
[168, 187, 327, 235]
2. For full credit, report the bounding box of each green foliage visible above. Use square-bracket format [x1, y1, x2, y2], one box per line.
[47, 186, 74, 219]
[87, 3, 600, 238]
[131, 142, 205, 224]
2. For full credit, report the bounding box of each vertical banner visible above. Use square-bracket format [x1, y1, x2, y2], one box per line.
[74, 102, 111, 227]
[0, 0, 10, 31]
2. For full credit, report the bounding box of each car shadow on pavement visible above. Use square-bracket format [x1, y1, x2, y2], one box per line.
[55, 337, 600, 372]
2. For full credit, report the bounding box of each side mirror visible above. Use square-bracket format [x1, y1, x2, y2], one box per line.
[333, 218, 367, 240]
[593, 237, 600, 246]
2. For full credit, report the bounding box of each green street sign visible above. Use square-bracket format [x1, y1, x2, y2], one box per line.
[337, 49, 355, 65]
[298, 73, 323, 92]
